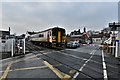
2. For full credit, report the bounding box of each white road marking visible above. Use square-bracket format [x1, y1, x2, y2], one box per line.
[36, 54, 42, 56]
[103, 62, 106, 69]
[59, 50, 106, 66]
[102, 50, 108, 80]
[57, 51, 87, 61]
[40, 51, 45, 53]
[43, 52, 52, 54]
[73, 50, 96, 78]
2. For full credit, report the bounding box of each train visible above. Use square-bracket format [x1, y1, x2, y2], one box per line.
[29, 27, 66, 48]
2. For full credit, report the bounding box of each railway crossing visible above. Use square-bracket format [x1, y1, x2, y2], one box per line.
[0, 43, 119, 80]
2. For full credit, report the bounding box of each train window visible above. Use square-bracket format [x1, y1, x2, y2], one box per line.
[42, 34, 44, 37]
[2, 36, 5, 39]
[39, 34, 44, 37]
[39, 34, 41, 37]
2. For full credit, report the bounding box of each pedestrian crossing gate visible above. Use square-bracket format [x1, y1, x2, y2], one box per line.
[11, 38, 25, 57]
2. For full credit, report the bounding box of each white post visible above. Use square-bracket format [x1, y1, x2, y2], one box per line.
[23, 39, 25, 54]
[11, 39, 14, 57]
[118, 43, 120, 57]
[115, 41, 119, 57]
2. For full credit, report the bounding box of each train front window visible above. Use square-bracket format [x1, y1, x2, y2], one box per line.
[52, 29, 65, 36]
[39, 34, 44, 37]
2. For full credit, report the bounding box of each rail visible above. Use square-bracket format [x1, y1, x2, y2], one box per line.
[26, 42, 97, 80]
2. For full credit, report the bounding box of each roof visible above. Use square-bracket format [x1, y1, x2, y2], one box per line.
[0, 30, 9, 33]
[71, 34, 82, 38]
[0, 30, 10, 37]
[91, 34, 110, 38]
[27, 31, 39, 35]
[27, 27, 65, 35]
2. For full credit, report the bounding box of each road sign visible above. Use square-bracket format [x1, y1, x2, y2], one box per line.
[115, 40, 119, 43]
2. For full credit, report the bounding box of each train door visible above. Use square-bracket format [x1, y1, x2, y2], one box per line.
[47, 31, 50, 42]
[57, 31, 62, 47]
[58, 31, 61, 43]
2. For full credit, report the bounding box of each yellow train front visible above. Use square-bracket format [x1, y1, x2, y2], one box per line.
[30, 27, 66, 49]
[51, 27, 66, 48]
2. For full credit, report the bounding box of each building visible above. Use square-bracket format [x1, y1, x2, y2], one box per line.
[87, 30, 100, 35]
[67, 27, 90, 44]
[101, 27, 111, 34]
[0, 30, 11, 54]
[0, 30, 10, 43]
[70, 34, 83, 41]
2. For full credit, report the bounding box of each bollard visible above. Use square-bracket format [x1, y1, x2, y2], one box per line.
[115, 40, 119, 58]
[11, 39, 14, 57]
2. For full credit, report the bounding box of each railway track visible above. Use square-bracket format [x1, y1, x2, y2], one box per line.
[26, 42, 119, 80]
[26, 42, 99, 80]
[26, 42, 117, 69]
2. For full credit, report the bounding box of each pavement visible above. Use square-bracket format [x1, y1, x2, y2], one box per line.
[0, 53, 60, 80]
[0, 44, 119, 80]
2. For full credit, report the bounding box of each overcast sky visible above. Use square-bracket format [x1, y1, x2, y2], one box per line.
[1, 0, 119, 35]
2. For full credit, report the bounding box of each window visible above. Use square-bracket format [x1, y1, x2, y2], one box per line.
[39, 34, 44, 37]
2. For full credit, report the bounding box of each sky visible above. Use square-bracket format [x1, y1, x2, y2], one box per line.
[1, 0, 119, 35]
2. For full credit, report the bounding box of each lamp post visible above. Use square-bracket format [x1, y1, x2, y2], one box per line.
[9, 27, 10, 38]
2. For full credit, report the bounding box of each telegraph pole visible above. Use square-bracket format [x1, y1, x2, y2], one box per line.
[9, 27, 10, 38]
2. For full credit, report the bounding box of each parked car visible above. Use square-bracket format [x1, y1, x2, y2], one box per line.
[66, 41, 80, 48]
[75, 42, 80, 47]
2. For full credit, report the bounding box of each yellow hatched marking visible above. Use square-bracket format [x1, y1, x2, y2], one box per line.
[44, 61, 71, 80]
[44, 61, 63, 79]
[14, 66, 48, 71]
[0, 62, 12, 80]
[58, 31, 61, 43]
[14, 64, 62, 71]
[62, 74, 71, 80]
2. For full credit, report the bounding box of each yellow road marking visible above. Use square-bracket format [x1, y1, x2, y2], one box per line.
[0, 64, 62, 73]
[14, 66, 48, 71]
[62, 74, 71, 80]
[0, 62, 12, 80]
[0, 56, 37, 80]
[61, 69, 72, 80]
[64, 74, 71, 78]
[13, 64, 62, 71]
[44, 61, 63, 79]
[1, 55, 71, 80]
[44, 61, 71, 80]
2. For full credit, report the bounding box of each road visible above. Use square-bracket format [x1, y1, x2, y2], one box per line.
[0, 43, 119, 80]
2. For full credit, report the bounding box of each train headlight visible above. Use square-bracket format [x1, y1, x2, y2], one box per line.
[62, 39, 66, 42]
[52, 37, 56, 40]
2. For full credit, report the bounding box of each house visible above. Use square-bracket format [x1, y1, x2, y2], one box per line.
[0, 30, 10, 43]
